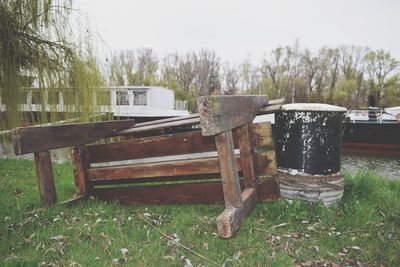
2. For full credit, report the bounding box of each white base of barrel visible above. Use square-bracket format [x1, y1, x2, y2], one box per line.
[277, 169, 344, 206]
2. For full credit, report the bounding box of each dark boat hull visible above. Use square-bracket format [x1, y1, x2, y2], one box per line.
[342, 122, 400, 156]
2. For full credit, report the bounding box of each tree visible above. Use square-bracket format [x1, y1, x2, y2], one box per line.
[364, 50, 399, 106]
[0, 0, 77, 129]
[222, 62, 240, 95]
[193, 49, 221, 96]
[0, 1, 102, 130]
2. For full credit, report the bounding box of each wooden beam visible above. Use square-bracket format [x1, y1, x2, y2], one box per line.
[258, 98, 286, 114]
[87, 130, 217, 164]
[251, 122, 277, 176]
[254, 150, 277, 176]
[71, 146, 90, 196]
[216, 188, 258, 238]
[237, 124, 257, 188]
[215, 131, 243, 208]
[87, 121, 272, 164]
[34, 151, 57, 206]
[87, 157, 242, 182]
[12, 119, 136, 155]
[197, 95, 268, 136]
[251, 122, 274, 148]
[116, 117, 200, 136]
[91, 179, 279, 205]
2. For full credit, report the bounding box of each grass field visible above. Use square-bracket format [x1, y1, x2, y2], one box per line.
[0, 158, 399, 266]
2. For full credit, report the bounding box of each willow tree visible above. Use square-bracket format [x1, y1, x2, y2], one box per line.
[0, 0, 103, 131]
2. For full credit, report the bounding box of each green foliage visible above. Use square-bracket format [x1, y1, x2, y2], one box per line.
[364, 50, 400, 106]
[332, 79, 357, 107]
[0, 1, 104, 132]
[1, 158, 399, 266]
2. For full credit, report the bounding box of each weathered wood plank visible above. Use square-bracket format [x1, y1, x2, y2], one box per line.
[91, 179, 279, 205]
[93, 181, 225, 204]
[216, 188, 258, 238]
[34, 151, 57, 206]
[71, 146, 90, 196]
[258, 178, 280, 201]
[12, 119, 136, 155]
[237, 124, 257, 188]
[215, 131, 243, 208]
[254, 150, 277, 176]
[116, 117, 200, 136]
[87, 130, 216, 164]
[120, 114, 198, 129]
[197, 95, 268, 136]
[251, 122, 274, 148]
[87, 157, 242, 182]
[87, 121, 270, 164]
[258, 98, 286, 114]
[251, 122, 277, 176]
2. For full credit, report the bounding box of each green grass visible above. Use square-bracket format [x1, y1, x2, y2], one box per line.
[0, 158, 399, 266]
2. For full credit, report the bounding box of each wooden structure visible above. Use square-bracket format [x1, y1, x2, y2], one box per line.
[12, 95, 282, 238]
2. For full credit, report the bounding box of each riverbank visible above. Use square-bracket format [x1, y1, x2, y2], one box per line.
[0, 158, 399, 266]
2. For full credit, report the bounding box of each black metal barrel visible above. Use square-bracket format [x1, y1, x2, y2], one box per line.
[275, 103, 347, 205]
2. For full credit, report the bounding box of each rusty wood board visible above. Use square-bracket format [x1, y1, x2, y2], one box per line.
[34, 151, 57, 206]
[215, 131, 243, 208]
[197, 95, 268, 136]
[258, 178, 280, 202]
[12, 119, 135, 155]
[116, 117, 200, 136]
[91, 179, 279, 205]
[237, 124, 257, 188]
[120, 114, 198, 129]
[252, 122, 277, 176]
[254, 150, 277, 176]
[251, 122, 274, 148]
[86, 121, 273, 164]
[86, 151, 276, 181]
[216, 187, 258, 238]
[71, 146, 90, 196]
[87, 130, 216, 164]
[87, 157, 242, 182]
[258, 98, 286, 114]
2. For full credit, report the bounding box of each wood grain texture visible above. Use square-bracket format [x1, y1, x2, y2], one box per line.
[258, 98, 286, 114]
[254, 150, 277, 176]
[251, 122, 274, 148]
[12, 119, 135, 155]
[87, 157, 242, 182]
[215, 131, 243, 208]
[237, 124, 257, 188]
[197, 95, 268, 136]
[116, 117, 200, 136]
[216, 188, 258, 238]
[87, 130, 216, 164]
[87, 121, 269, 164]
[252, 122, 277, 176]
[71, 146, 90, 196]
[34, 151, 57, 206]
[91, 179, 279, 205]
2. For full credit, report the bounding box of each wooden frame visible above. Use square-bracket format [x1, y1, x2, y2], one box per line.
[11, 96, 283, 238]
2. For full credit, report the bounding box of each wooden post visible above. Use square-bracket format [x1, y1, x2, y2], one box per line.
[215, 130, 243, 208]
[215, 130, 259, 238]
[34, 151, 57, 206]
[72, 146, 90, 196]
[237, 124, 257, 189]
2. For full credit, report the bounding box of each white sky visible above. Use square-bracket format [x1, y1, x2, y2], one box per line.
[75, 0, 400, 64]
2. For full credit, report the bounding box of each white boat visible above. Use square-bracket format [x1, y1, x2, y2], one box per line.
[0, 86, 190, 120]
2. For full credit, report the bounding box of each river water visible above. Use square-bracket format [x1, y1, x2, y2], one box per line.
[1, 142, 399, 179]
[341, 153, 400, 179]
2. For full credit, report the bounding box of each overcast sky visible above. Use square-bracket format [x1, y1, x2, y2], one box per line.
[76, 0, 400, 64]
